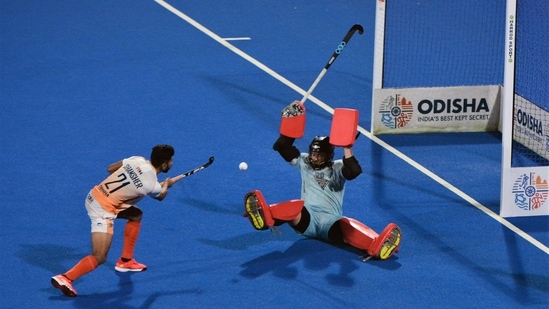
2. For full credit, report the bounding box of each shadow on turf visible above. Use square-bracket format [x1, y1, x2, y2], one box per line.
[47, 272, 136, 307]
[17, 244, 201, 308]
[46, 269, 204, 308]
[238, 238, 401, 287]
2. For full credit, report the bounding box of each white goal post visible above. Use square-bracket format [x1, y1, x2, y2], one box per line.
[370, 0, 502, 135]
[370, 0, 548, 217]
[500, 0, 548, 217]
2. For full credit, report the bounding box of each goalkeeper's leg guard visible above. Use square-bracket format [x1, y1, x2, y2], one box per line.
[243, 190, 303, 230]
[369, 223, 401, 260]
[244, 190, 272, 230]
[270, 199, 303, 222]
[340, 218, 401, 260]
[339, 217, 379, 250]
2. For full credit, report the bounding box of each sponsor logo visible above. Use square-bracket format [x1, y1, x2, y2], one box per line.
[514, 109, 546, 146]
[417, 98, 489, 114]
[515, 109, 544, 136]
[507, 15, 514, 63]
[546, 122, 549, 152]
[512, 172, 548, 212]
[378, 94, 414, 129]
[378, 93, 491, 130]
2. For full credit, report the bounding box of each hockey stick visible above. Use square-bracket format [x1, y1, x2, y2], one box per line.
[171, 156, 214, 184]
[300, 24, 364, 105]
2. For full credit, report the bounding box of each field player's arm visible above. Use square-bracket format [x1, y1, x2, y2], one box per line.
[155, 178, 171, 201]
[107, 161, 123, 174]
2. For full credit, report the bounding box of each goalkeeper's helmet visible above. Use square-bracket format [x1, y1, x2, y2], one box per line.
[308, 136, 334, 169]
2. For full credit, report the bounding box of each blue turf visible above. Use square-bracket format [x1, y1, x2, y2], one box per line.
[1, 1, 547, 308]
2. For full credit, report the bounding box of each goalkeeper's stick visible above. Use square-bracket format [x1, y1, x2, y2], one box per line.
[300, 24, 364, 105]
[171, 156, 214, 184]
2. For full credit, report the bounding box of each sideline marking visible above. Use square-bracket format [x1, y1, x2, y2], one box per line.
[223, 37, 251, 41]
[155, 0, 548, 254]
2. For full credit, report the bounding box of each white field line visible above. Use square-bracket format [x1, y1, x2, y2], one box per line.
[155, 0, 548, 255]
[222, 37, 251, 41]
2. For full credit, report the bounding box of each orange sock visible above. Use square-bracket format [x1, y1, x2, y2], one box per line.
[64, 255, 99, 281]
[121, 221, 141, 260]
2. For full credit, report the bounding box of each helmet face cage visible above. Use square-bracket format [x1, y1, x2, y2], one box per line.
[308, 136, 334, 169]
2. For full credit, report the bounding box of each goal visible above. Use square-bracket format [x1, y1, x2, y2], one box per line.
[370, 0, 504, 135]
[500, 0, 548, 217]
[370, 0, 548, 217]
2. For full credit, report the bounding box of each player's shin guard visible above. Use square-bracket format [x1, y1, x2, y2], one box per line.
[64, 255, 99, 281]
[243, 190, 303, 230]
[340, 218, 401, 260]
[339, 217, 379, 251]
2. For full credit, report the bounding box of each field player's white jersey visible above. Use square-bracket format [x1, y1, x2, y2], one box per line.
[91, 156, 162, 214]
[292, 153, 346, 217]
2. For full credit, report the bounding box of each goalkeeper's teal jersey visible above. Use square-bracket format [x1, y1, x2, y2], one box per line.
[292, 153, 346, 219]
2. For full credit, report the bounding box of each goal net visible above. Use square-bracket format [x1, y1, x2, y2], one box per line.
[370, 0, 548, 217]
[371, 0, 504, 134]
[500, 0, 549, 217]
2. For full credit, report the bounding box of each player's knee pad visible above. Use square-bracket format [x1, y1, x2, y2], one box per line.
[339, 217, 379, 251]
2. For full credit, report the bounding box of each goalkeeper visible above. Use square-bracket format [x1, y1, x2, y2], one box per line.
[244, 101, 401, 260]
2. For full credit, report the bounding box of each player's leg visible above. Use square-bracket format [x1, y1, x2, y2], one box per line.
[244, 190, 304, 230]
[287, 205, 310, 233]
[335, 217, 401, 260]
[51, 194, 112, 297]
[51, 231, 111, 297]
[51, 248, 101, 298]
[115, 206, 146, 272]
